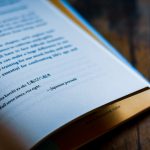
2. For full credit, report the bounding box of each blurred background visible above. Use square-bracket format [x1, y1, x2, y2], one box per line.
[68, 0, 150, 81]
[67, 0, 150, 149]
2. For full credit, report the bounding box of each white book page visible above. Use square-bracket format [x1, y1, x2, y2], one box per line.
[0, 0, 149, 149]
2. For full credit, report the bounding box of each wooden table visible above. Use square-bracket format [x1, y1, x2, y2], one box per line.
[68, 0, 150, 149]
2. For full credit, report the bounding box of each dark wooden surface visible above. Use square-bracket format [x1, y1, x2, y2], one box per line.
[68, 0, 150, 149]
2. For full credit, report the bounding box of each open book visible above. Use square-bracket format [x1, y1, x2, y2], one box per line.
[0, 0, 149, 149]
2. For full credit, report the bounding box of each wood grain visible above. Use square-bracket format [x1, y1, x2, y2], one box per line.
[68, 0, 150, 149]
